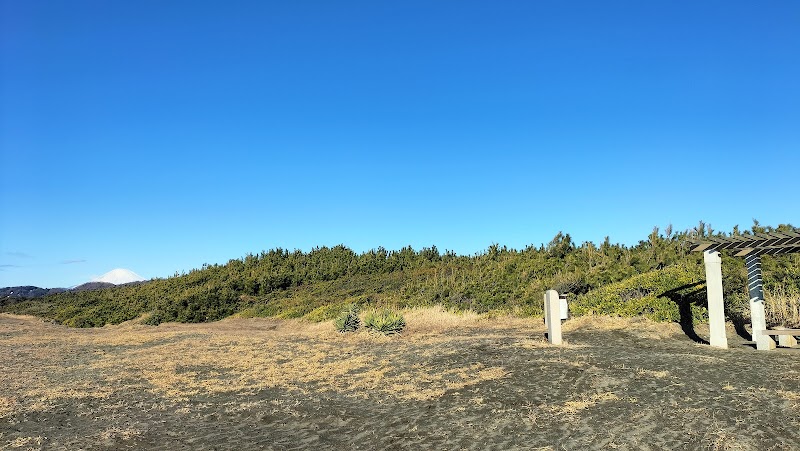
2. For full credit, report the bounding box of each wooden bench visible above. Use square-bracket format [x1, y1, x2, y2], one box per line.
[760, 329, 800, 347]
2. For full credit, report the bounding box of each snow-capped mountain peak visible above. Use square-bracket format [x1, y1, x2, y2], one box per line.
[92, 268, 145, 285]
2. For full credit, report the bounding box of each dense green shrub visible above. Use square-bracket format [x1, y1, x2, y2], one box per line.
[363, 309, 406, 335]
[334, 303, 361, 333]
[570, 265, 705, 322]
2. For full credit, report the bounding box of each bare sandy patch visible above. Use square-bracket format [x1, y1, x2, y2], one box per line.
[2, 312, 799, 450]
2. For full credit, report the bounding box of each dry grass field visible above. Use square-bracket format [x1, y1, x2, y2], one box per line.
[1, 309, 799, 450]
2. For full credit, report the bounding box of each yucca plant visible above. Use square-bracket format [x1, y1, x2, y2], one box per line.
[363, 308, 406, 335]
[334, 303, 361, 333]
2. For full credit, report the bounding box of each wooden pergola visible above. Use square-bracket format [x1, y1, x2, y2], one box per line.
[691, 229, 800, 350]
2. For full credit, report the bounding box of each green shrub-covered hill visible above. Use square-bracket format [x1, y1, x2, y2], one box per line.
[3, 222, 798, 328]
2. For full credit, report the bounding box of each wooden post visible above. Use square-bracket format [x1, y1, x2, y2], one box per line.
[544, 290, 562, 345]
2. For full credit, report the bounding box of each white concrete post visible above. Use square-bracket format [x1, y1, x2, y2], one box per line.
[779, 335, 798, 348]
[703, 250, 728, 349]
[775, 328, 799, 348]
[745, 254, 775, 351]
[544, 290, 562, 345]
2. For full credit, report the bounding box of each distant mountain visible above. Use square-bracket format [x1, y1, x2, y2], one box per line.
[1, 269, 148, 306]
[0, 286, 67, 307]
[92, 268, 145, 285]
[0, 286, 67, 299]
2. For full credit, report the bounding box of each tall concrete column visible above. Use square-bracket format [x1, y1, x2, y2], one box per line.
[703, 250, 728, 348]
[746, 254, 775, 351]
[544, 290, 562, 345]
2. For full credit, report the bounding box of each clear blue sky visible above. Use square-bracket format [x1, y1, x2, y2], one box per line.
[2, 1, 799, 288]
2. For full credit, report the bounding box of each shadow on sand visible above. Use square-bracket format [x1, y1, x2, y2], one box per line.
[660, 282, 756, 344]
[730, 314, 753, 341]
[659, 282, 709, 345]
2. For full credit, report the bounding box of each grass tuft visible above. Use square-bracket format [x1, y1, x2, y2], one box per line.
[333, 303, 361, 333]
[363, 309, 406, 335]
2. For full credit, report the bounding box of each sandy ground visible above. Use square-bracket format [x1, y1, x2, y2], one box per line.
[1, 310, 798, 450]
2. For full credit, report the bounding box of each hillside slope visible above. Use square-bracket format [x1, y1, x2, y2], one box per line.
[3, 224, 799, 328]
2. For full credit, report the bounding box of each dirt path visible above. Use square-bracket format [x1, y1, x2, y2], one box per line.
[1, 312, 798, 450]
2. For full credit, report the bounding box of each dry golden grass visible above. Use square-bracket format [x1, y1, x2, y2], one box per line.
[776, 390, 800, 410]
[670, 352, 728, 363]
[399, 305, 483, 335]
[562, 315, 682, 340]
[5, 435, 43, 449]
[97, 426, 143, 441]
[703, 429, 749, 451]
[2, 311, 799, 449]
[0, 396, 17, 419]
[765, 285, 800, 328]
[0, 309, 712, 419]
[0, 310, 512, 417]
[549, 392, 621, 416]
[635, 368, 670, 379]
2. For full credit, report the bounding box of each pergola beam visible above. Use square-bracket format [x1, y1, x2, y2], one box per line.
[734, 246, 800, 257]
[690, 230, 800, 255]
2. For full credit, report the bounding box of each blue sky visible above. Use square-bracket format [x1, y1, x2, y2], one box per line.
[2, 1, 799, 288]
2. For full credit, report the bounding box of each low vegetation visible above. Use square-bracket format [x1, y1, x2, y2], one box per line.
[2, 221, 799, 328]
[363, 309, 406, 335]
[334, 303, 361, 333]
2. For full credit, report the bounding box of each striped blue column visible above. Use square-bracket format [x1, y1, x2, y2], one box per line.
[745, 254, 774, 350]
[745, 254, 763, 304]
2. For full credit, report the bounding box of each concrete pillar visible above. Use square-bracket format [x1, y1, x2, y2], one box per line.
[544, 289, 562, 345]
[703, 250, 728, 349]
[778, 332, 798, 348]
[745, 254, 775, 351]
[779, 335, 798, 348]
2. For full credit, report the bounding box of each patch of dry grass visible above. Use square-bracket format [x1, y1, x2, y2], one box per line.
[562, 315, 682, 340]
[0, 396, 17, 419]
[0, 312, 511, 414]
[776, 390, 800, 410]
[89, 333, 509, 402]
[5, 435, 43, 449]
[97, 426, 143, 441]
[635, 368, 670, 379]
[765, 285, 800, 328]
[549, 392, 621, 416]
[670, 352, 727, 364]
[2, 311, 799, 449]
[701, 429, 749, 451]
[400, 306, 482, 335]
